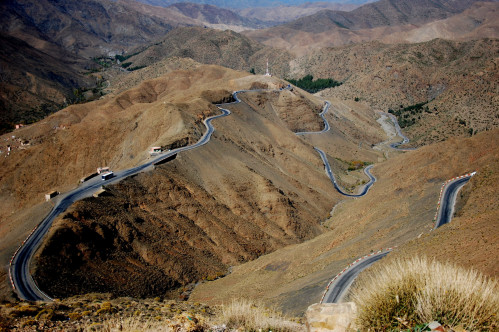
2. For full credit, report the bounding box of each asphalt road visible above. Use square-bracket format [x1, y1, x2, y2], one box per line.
[435, 175, 474, 229]
[384, 113, 411, 149]
[9, 93, 241, 301]
[295, 101, 331, 136]
[322, 250, 391, 303]
[314, 147, 376, 197]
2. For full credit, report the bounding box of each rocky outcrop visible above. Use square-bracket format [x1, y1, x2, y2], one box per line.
[306, 303, 357, 332]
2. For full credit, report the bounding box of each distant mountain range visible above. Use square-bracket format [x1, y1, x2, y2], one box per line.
[1, 0, 497, 133]
[136, 0, 376, 10]
[245, 0, 497, 55]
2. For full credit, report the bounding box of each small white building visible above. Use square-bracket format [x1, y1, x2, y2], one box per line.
[149, 147, 162, 155]
[97, 166, 110, 174]
[45, 191, 59, 202]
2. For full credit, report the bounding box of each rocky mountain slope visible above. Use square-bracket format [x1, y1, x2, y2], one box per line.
[119, 27, 295, 77]
[0, 63, 384, 301]
[167, 3, 269, 29]
[191, 128, 499, 316]
[292, 38, 499, 146]
[380, 1, 499, 43]
[0, 0, 189, 59]
[136, 0, 373, 10]
[0, 33, 93, 133]
[237, 2, 360, 24]
[244, 0, 497, 55]
[0, 0, 281, 134]
[0, 64, 246, 302]
[30, 76, 384, 299]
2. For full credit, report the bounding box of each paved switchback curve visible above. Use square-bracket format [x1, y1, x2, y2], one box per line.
[294, 101, 375, 198]
[9, 90, 253, 301]
[384, 112, 416, 151]
[434, 172, 476, 229]
[321, 249, 393, 303]
[314, 148, 376, 198]
[295, 101, 331, 136]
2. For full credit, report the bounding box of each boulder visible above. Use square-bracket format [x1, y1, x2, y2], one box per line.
[305, 302, 357, 332]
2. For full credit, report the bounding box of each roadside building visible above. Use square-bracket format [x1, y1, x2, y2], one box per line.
[149, 147, 162, 155]
[97, 167, 110, 174]
[45, 191, 59, 201]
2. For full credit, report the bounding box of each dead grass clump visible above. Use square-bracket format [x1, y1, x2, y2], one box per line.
[351, 256, 499, 331]
[221, 299, 304, 331]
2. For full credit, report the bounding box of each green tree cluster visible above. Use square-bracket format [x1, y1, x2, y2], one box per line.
[288, 75, 342, 93]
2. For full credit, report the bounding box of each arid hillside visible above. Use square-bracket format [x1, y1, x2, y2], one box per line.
[292, 38, 499, 146]
[0, 64, 247, 301]
[29, 78, 385, 299]
[0, 62, 386, 301]
[0, 32, 93, 134]
[244, 1, 498, 55]
[191, 128, 499, 316]
[119, 27, 294, 77]
[166, 3, 269, 30]
[380, 1, 499, 44]
[237, 2, 359, 24]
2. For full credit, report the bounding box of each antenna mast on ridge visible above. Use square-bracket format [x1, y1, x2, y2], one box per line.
[265, 59, 271, 77]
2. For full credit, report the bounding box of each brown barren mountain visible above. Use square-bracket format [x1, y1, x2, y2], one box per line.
[237, 2, 359, 24]
[191, 129, 499, 316]
[244, 1, 498, 55]
[0, 62, 385, 300]
[0, 64, 246, 301]
[30, 76, 385, 299]
[380, 2, 499, 43]
[292, 38, 499, 146]
[0, 0, 185, 58]
[0, 32, 93, 133]
[121, 27, 294, 77]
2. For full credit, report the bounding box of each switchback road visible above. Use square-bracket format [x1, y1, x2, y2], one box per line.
[435, 173, 476, 229]
[295, 101, 331, 136]
[10, 92, 243, 301]
[321, 249, 392, 303]
[314, 148, 375, 198]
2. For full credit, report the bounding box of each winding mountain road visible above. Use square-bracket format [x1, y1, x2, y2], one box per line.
[435, 173, 475, 229]
[295, 101, 331, 136]
[385, 113, 416, 150]
[9, 92, 244, 301]
[321, 249, 392, 303]
[314, 148, 376, 197]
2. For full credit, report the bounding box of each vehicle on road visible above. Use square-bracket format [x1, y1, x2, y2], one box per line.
[101, 171, 114, 180]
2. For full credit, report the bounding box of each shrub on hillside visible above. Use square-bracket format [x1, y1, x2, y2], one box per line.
[351, 256, 498, 331]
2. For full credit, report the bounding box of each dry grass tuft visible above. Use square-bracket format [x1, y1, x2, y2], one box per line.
[84, 313, 206, 332]
[221, 299, 304, 331]
[351, 256, 498, 331]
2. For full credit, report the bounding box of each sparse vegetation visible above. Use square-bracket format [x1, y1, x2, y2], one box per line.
[128, 65, 147, 71]
[221, 299, 303, 331]
[348, 160, 370, 171]
[0, 297, 304, 331]
[351, 256, 499, 331]
[287, 75, 342, 93]
[388, 102, 429, 128]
